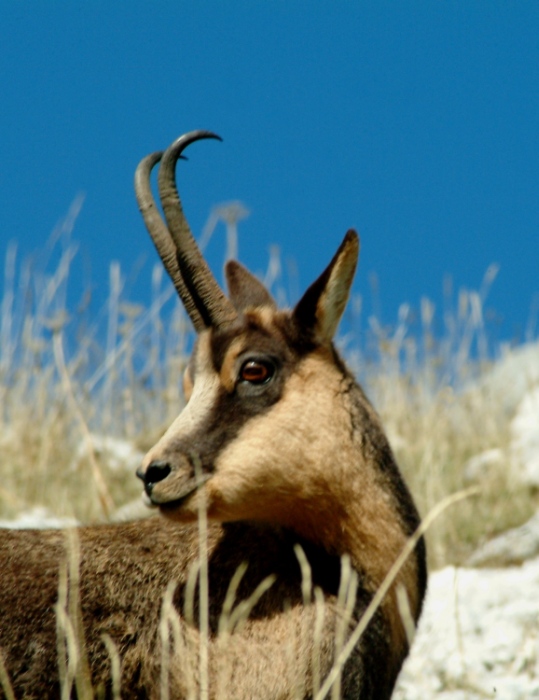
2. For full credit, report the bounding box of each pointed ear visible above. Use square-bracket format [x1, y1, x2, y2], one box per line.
[225, 260, 277, 312]
[293, 230, 359, 343]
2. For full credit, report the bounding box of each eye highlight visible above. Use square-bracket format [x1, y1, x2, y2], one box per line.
[239, 359, 274, 385]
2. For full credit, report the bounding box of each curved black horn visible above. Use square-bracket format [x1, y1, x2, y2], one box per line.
[158, 131, 238, 329]
[134, 150, 205, 330]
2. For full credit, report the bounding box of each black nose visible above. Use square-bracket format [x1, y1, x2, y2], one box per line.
[137, 460, 172, 495]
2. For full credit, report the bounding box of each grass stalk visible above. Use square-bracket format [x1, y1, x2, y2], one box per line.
[315, 487, 479, 700]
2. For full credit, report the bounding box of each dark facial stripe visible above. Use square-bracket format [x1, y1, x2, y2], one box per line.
[165, 314, 305, 477]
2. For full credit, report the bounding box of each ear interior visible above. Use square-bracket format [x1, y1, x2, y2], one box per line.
[225, 260, 276, 312]
[294, 230, 359, 343]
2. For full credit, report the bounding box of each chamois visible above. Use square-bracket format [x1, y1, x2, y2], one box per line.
[0, 131, 427, 700]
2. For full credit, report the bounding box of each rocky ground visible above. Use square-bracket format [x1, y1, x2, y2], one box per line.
[395, 528, 539, 699]
[395, 344, 539, 700]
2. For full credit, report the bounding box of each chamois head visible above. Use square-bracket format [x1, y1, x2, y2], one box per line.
[135, 131, 360, 533]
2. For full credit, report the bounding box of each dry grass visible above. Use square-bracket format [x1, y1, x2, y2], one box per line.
[0, 208, 190, 523]
[0, 213, 536, 565]
[2, 212, 538, 698]
[353, 286, 538, 568]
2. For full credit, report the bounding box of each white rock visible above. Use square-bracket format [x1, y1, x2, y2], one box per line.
[395, 557, 539, 699]
[70, 433, 144, 472]
[468, 511, 539, 566]
[0, 506, 79, 529]
[477, 341, 539, 413]
[511, 385, 539, 487]
[463, 448, 505, 483]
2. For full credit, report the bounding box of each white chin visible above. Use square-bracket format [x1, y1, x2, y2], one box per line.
[142, 491, 157, 508]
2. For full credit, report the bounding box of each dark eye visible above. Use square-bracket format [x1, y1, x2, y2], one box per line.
[239, 359, 274, 385]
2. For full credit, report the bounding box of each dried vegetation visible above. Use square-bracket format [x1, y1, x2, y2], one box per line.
[0, 211, 536, 564]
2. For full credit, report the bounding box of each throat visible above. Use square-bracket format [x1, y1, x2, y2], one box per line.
[276, 476, 421, 664]
[281, 489, 408, 588]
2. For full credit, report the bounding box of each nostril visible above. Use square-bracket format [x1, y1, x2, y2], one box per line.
[138, 460, 172, 490]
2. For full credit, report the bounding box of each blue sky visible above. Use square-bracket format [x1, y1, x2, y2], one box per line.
[2, 2, 538, 346]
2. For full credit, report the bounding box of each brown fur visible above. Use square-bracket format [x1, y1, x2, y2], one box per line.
[0, 519, 361, 699]
[0, 136, 427, 699]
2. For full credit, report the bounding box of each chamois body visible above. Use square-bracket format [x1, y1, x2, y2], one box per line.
[0, 131, 426, 699]
[1, 518, 390, 698]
